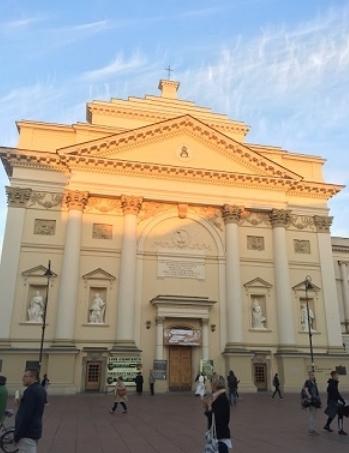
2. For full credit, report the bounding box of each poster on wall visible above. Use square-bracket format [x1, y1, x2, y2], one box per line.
[200, 359, 214, 378]
[164, 328, 201, 346]
[153, 360, 167, 380]
[106, 355, 142, 387]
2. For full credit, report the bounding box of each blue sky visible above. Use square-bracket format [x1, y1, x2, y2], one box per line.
[1, 0, 349, 248]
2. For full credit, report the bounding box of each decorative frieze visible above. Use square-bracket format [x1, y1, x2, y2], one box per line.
[138, 201, 171, 222]
[121, 195, 143, 215]
[28, 191, 63, 209]
[6, 186, 32, 208]
[34, 219, 56, 235]
[191, 206, 223, 231]
[269, 209, 291, 228]
[86, 196, 122, 214]
[222, 205, 243, 224]
[240, 211, 270, 227]
[314, 215, 333, 233]
[289, 214, 315, 231]
[64, 190, 89, 211]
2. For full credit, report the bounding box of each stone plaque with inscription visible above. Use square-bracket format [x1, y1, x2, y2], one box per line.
[158, 257, 205, 280]
[34, 219, 56, 235]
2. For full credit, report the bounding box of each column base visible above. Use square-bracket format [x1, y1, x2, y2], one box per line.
[111, 340, 142, 353]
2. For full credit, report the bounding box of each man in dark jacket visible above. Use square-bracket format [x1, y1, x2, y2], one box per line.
[134, 372, 144, 395]
[15, 368, 47, 452]
[272, 373, 283, 399]
[324, 370, 346, 435]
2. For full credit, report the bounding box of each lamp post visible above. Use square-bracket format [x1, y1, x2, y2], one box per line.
[304, 275, 315, 373]
[38, 260, 54, 371]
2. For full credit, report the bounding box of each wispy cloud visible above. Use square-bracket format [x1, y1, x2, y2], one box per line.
[82, 53, 147, 81]
[1, 16, 44, 29]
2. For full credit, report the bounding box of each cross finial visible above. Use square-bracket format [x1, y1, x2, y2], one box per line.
[164, 64, 174, 80]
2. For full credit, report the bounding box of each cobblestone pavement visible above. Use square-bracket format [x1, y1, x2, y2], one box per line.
[10, 392, 349, 453]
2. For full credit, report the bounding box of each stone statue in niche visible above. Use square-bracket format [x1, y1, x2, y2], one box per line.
[88, 292, 106, 323]
[251, 299, 266, 328]
[27, 290, 45, 323]
[300, 303, 315, 332]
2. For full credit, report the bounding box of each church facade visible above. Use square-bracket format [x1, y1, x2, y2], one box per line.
[0, 79, 348, 393]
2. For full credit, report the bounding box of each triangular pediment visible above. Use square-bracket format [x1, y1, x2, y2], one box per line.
[58, 115, 301, 180]
[82, 268, 116, 281]
[243, 277, 272, 289]
[292, 281, 321, 292]
[22, 265, 58, 278]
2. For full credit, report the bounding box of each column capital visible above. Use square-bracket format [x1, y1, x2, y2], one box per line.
[64, 190, 89, 211]
[5, 186, 32, 208]
[338, 260, 349, 266]
[222, 204, 243, 224]
[313, 215, 333, 233]
[121, 195, 143, 215]
[269, 209, 291, 228]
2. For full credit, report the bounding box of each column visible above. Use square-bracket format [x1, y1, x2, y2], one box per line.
[339, 261, 349, 331]
[270, 209, 295, 347]
[0, 187, 31, 343]
[54, 190, 88, 345]
[202, 319, 209, 360]
[314, 216, 343, 348]
[222, 205, 243, 346]
[115, 195, 143, 347]
[155, 317, 164, 360]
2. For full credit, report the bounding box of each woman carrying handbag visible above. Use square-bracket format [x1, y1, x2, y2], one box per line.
[203, 375, 232, 452]
[109, 376, 128, 414]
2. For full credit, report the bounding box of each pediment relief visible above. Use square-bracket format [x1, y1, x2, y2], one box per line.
[58, 115, 301, 180]
[22, 265, 58, 278]
[243, 277, 272, 289]
[82, 268, 116, 281]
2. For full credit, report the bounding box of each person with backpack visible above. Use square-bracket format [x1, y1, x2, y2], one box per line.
[323, 370, 347, 435]
[272, 373, 283, 399]
[302, 371, 321, 435]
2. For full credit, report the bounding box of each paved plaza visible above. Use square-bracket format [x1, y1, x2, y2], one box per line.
[9, 391, 349, 453]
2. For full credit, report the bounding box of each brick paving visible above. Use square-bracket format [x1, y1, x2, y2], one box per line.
[9, 392, 349, 452]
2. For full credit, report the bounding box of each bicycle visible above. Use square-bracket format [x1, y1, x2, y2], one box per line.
[0, 410, 18, 453]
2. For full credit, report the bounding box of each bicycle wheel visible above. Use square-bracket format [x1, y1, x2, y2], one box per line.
[0, 429, 18, 453]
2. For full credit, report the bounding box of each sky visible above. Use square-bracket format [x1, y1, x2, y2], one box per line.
[1, 0, 349, 249]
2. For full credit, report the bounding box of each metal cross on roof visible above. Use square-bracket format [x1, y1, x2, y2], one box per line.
[164, 64, 174, 80]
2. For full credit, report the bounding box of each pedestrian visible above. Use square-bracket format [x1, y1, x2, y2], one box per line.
[272, 373, 283, 399]
[203, 375, 232, 452]
[195, 372, 206, 399]
[227, 370, 239, 406]
[110, 377, 128, 414]
[302, 371, 321, 435]
[324, 370, 347, 435]
[40, 374, 50, 391]
[134, 372, 144, 395]
[149, 369, 155, 395]
[14, 368, 47, 453]
[0, 375, 8, 424]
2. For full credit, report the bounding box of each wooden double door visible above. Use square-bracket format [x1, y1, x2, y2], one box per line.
[169, 346, 192, 391]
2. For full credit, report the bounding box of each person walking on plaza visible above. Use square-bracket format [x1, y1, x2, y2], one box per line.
[149, 369, 155, 396]
[110, 377, 128, 414]
[272, 373, 283, 399]
[14, 368, 47, 453]
[40, 374, 50, 391]
[227, 370, 239, 406]
[324, 370, 347, 435]
[203, 375, 232, 452]
[302, 371, 321, 435]
[134, 372, 144, 395]
[0, 375, 8, 423]
[195, 372, 206, 399]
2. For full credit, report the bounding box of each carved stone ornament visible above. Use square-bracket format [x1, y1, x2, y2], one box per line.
[155, 228, 210, 251]
[269, 209, 291, 227]
[313, 215, 333, 233]
[86, 197, 122, 214]
[92, 223, 113, 239]
[64, 190, 89, 211]
[294, 239, 311, 254]
[240, 211, 270, 227]
[289, 215, 315, 231]
[247, 235, 265, 251]
[191, 206, 224, 231]
[34, 219, 56, 236]
[138, 201, 171, 222]
[222, 204, 243, 224]
[28, 191, 63, 209]
[121, 195, 143, 215]
[177, 203, 188, 219]
[6, 186, 32, 208]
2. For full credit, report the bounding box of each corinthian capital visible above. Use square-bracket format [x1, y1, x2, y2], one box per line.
[121, 195, 143, 215]
[269, 209, 291, 228]
[222, 205, 243, 224]
[6, 186, 32, 208]
[313, 215, 333, 233]
[64, 190, 89, 211]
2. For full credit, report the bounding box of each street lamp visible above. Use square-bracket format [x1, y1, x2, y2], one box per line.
[304, 275, 315, 373]
[38, 260, 54, 371]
